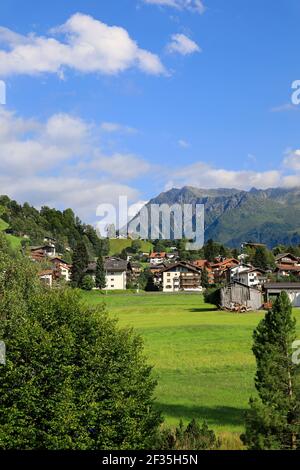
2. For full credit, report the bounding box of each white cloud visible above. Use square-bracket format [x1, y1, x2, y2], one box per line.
[167, 33, 201, 55]
[143, 0, 206, 14]
[100, 122, 138, 134]
[167, 161, 283, 190]
[178, 139, 190, 148]
[0, 108, 150, 220]
[270, 103, 299, 113]
[283, 149, 300, 171]
[0, 13, 166, 77]
[88, 153, 151, 180]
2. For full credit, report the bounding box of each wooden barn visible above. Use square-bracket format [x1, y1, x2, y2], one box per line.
[221, 281, 263, 312]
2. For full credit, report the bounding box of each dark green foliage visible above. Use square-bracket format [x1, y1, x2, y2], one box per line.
[144, 274, 159, 292]
[252, 246, 274, 270]
[156, 419, 220, 450]
[204, 239, 219, 262]
[95, 255, 106, 289]
[81, 275, 95, 291]
[0, 195, 103, 259]
[0, 250, 161, 449]
[204, 287, 221, 307]
[71, 241, 89, 288]
[131, 240, 142, 253]
[201, 268, 210, 289]
[242, 293, 300, 450]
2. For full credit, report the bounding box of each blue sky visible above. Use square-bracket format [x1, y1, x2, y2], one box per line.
[0, 0, 300, 222]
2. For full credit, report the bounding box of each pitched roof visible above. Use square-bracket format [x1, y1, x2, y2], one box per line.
[264, 282, 300, 289]
[104, 258, 128, 272]
[39, 269, 53, 276]
[193, 259, 209, 268]
[275, 253, 299, 262]
[275, 264, 300, 272]
[149, 252, 167, 258]
[161, 261, 200, 274]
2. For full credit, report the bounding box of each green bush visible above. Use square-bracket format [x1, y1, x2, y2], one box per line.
[204, 287, 221, 307]
[156, 419, 220, 450]
[0, 247, 162, 449]
[81, 274, 95, 291]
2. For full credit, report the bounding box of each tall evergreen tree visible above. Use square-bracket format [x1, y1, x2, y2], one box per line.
[242, 292, 300, 449]
[95, 255, 106, 289]
[204, 239, 218, 262]
[201, 268, 210, 289]
[71, 241, 89, 288]
[252, 246, 274, 271]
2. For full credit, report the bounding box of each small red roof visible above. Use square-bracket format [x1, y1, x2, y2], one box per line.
[149, 252, 167, 258]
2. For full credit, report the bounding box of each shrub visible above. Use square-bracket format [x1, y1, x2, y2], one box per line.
[81, 275, 95, 291]
[204, 287, 221, 307]
[156, 419, 220, 450]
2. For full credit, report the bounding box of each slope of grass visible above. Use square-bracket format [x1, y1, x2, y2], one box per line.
[0, 218, 8, 231]
[109, 238, 153, 256]
[82, 291, 300, 437]
[0, 217, 22, 250]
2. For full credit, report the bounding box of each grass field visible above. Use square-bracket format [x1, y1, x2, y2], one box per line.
[109, 238, 153, 256]
[82, 291, 300, 439]
[0, 218, 22, 249]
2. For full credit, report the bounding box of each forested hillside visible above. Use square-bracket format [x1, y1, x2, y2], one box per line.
[0, 195, 108, 260]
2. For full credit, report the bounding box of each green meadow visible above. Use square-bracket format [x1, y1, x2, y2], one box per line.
[82, 291, 300, 439]
[0, 217, 22, 249]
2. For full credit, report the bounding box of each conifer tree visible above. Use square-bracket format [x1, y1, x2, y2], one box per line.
[95, 255, 106, 289]
[201, 268, 210, 289]
[71, 241, 89, 288]
[242, 292, 300, 449]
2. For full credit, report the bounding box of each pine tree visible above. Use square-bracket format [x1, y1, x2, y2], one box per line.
[71, 241, 89, 288]
[95, 255, 106, 289]
[252, 246, 274, 271]
[201, 267, 210, 289]
[242, 292, 300, 449]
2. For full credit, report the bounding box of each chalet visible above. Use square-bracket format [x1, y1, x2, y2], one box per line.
[211, 258, 239, 284]
[30, 243, 56, 260]
[192, 260, 214, 285]
[39, 269, 53, 288]
[149, 262, 167, 277]
[50, 257, 71, 282]
[105, 258, 128, 290]
[161, 262, 202, 293]
[230, 266, 266, 288]
[86, 257, 128, 290]
[221, 282, 263, 311]
[275, 253, 300, 277]
[264, 282, 300, 307]
[30, 247, 47, 262]
[149, 252, 167, 265]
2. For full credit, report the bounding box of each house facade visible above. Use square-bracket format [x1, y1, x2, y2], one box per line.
[105, 258, 128, 290]
[162, 262, 202, 293]
[50, 257, 71, 282]
[149, 252, 167, 265]
[275, 253, 300, 278]
[86, 257, 128, 290]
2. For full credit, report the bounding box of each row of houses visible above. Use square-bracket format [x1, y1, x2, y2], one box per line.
[30, 243, 136, 290]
